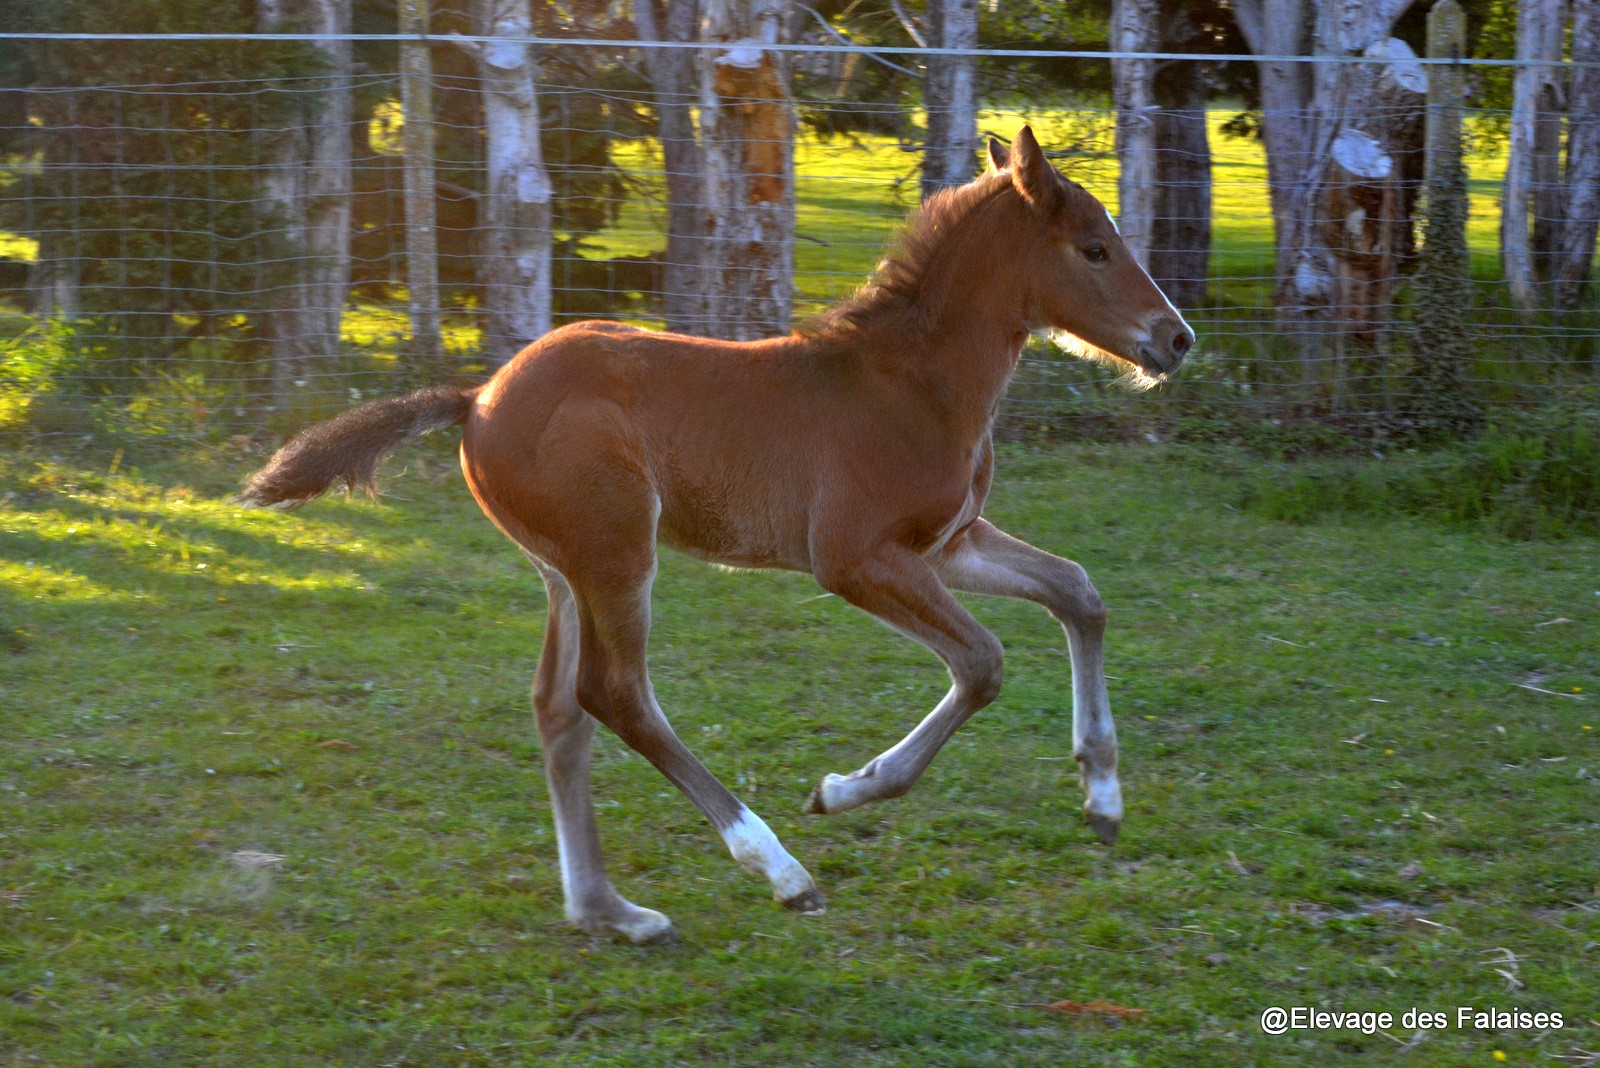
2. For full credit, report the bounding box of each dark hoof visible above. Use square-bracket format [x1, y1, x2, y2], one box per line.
[1086, 812, 1121, 846]
[803, 784, 828, 815]
[780, 886, 828, 916]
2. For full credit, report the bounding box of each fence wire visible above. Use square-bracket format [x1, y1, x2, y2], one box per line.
[1, 39, 1596, 446]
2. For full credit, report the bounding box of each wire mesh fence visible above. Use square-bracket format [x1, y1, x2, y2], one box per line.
[1, 35, 1596, 448]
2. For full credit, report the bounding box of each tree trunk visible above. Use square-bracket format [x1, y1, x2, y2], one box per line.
[257, 0, 311, 399]
[399, 0, 443, 361]
[921, 0, 978, 199]
[470, 0, 553, 366]
[29, 233, 80, 322]
[304, 0, 353, 378]
[257, 0, 352, 404]
[695, 0, 794, 340]
[1409, 0, 1480, 435]
[1553, 0, 1600, 314]
[1501, 0, 1566, 314]
[1232, 0, 1416, 379]
[1151, 54, 1211, 309]
[1318, 39, 1424, 351]
[1229, 0, 1314, 312]
[1111, 0, 1159, 267]
[637, 0, 709, 333]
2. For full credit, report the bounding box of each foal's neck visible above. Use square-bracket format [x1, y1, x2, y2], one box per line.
[891, 209, 1032, 439]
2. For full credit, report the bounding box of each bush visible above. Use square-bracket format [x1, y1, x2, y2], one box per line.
[0, 319, 245, 445]
[0, 319, 90, 434]
[1240, 402, 1600, 539]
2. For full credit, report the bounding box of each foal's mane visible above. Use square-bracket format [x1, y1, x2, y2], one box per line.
[801, 169, 1015, 338]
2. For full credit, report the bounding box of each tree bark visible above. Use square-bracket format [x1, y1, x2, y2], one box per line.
[469, 0, 553, 366]
[695, 0, 794, 339]
[1232, 0, 1416, 372]
[257, 0, 304, 394]
[1500, 0, 1566, 314]
[305, 0, 353, 378]
[1553, 0, 1600, 313]
[1317, 39, 1424, 350]
[29, 209, 80, 322]
[1148, 9, 1213, 311]
[1111, 0, 1159, 267]
[921, 0, 978, 200]
[399, 0, 443, 361]
[636, 0, 709, 333]
[1230, 0, 1314, 312]
[1409, 0, 1480, 435]
[257, 0, 353, 402]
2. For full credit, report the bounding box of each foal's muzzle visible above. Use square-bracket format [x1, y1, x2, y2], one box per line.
[1136, 316, 1195, 377]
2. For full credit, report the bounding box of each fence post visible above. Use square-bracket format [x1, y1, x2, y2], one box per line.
[1408, 0, 1479, 437]
[399, 0, 443, 365]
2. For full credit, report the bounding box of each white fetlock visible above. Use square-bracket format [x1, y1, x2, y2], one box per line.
[572, 902, 677, 944]
[724, 807, 818, 904]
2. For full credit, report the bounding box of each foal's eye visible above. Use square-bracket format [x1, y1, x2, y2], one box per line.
[1083, 244, 1109, 264]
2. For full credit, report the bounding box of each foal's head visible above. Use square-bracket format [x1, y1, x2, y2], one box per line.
[992, 126, 1195, 385]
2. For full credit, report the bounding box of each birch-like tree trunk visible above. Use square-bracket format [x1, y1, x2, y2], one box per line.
[1110, 0, 1159, 268]
[27, 87, 79, 319]
[1319, 39, 1425, 350]
[1229, 0, 1314, 310]
[636, 0, 709, 333]
[303, 0, 353, 378]
[1501, 0, 1566, 314]
[257, 0, 353, 402]
[399, 0, 443, 361]
[921, 0, 978, 200]
[467, 0, 553, 365]
[30, 235, 79, 322]
[1231, 0, 1415, 369]
[696, 0, 794, 339]
[1552, 0, 1600, 314]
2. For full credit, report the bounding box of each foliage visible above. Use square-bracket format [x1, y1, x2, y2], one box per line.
[0, 319, 83, 431]
[1, 440, 1596, 1064]
[0, 0, 318, 373]
[1240, 402, 1600, 538]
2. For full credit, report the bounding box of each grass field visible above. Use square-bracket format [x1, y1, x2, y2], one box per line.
[2, 438, 1597, 1066]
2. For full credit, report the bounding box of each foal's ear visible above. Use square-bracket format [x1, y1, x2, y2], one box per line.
[986, 136, 1010, 173]
[1010, 125, 1064, 216]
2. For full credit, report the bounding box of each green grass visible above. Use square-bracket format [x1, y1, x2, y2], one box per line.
[2, 439, 1597, 1065]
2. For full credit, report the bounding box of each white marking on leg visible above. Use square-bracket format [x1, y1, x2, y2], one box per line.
[724, 807, 814, 902]
[1084, 773, 1123, 822]
[817, 683, 966, 813]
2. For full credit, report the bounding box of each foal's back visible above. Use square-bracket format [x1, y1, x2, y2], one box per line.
[461, 319, 937, 573]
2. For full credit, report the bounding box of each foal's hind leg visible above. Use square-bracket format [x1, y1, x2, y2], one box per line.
[934, 520, 1122, 844]
[531, 561, 676, 943]
[566, 555, 824, 916]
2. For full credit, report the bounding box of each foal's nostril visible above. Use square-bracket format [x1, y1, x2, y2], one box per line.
[1170, 329, 1193, 358]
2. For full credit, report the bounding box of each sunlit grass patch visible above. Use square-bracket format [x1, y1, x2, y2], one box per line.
[0, 558, 135, 604]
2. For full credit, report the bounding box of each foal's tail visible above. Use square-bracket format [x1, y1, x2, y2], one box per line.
[235, 384, 478, 508]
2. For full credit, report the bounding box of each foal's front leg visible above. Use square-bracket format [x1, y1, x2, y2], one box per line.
[803, 544, 1005, 815]
[934, 520, 1122, 843]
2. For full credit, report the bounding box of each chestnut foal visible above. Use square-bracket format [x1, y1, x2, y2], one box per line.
[239, 126, 1193, 943]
